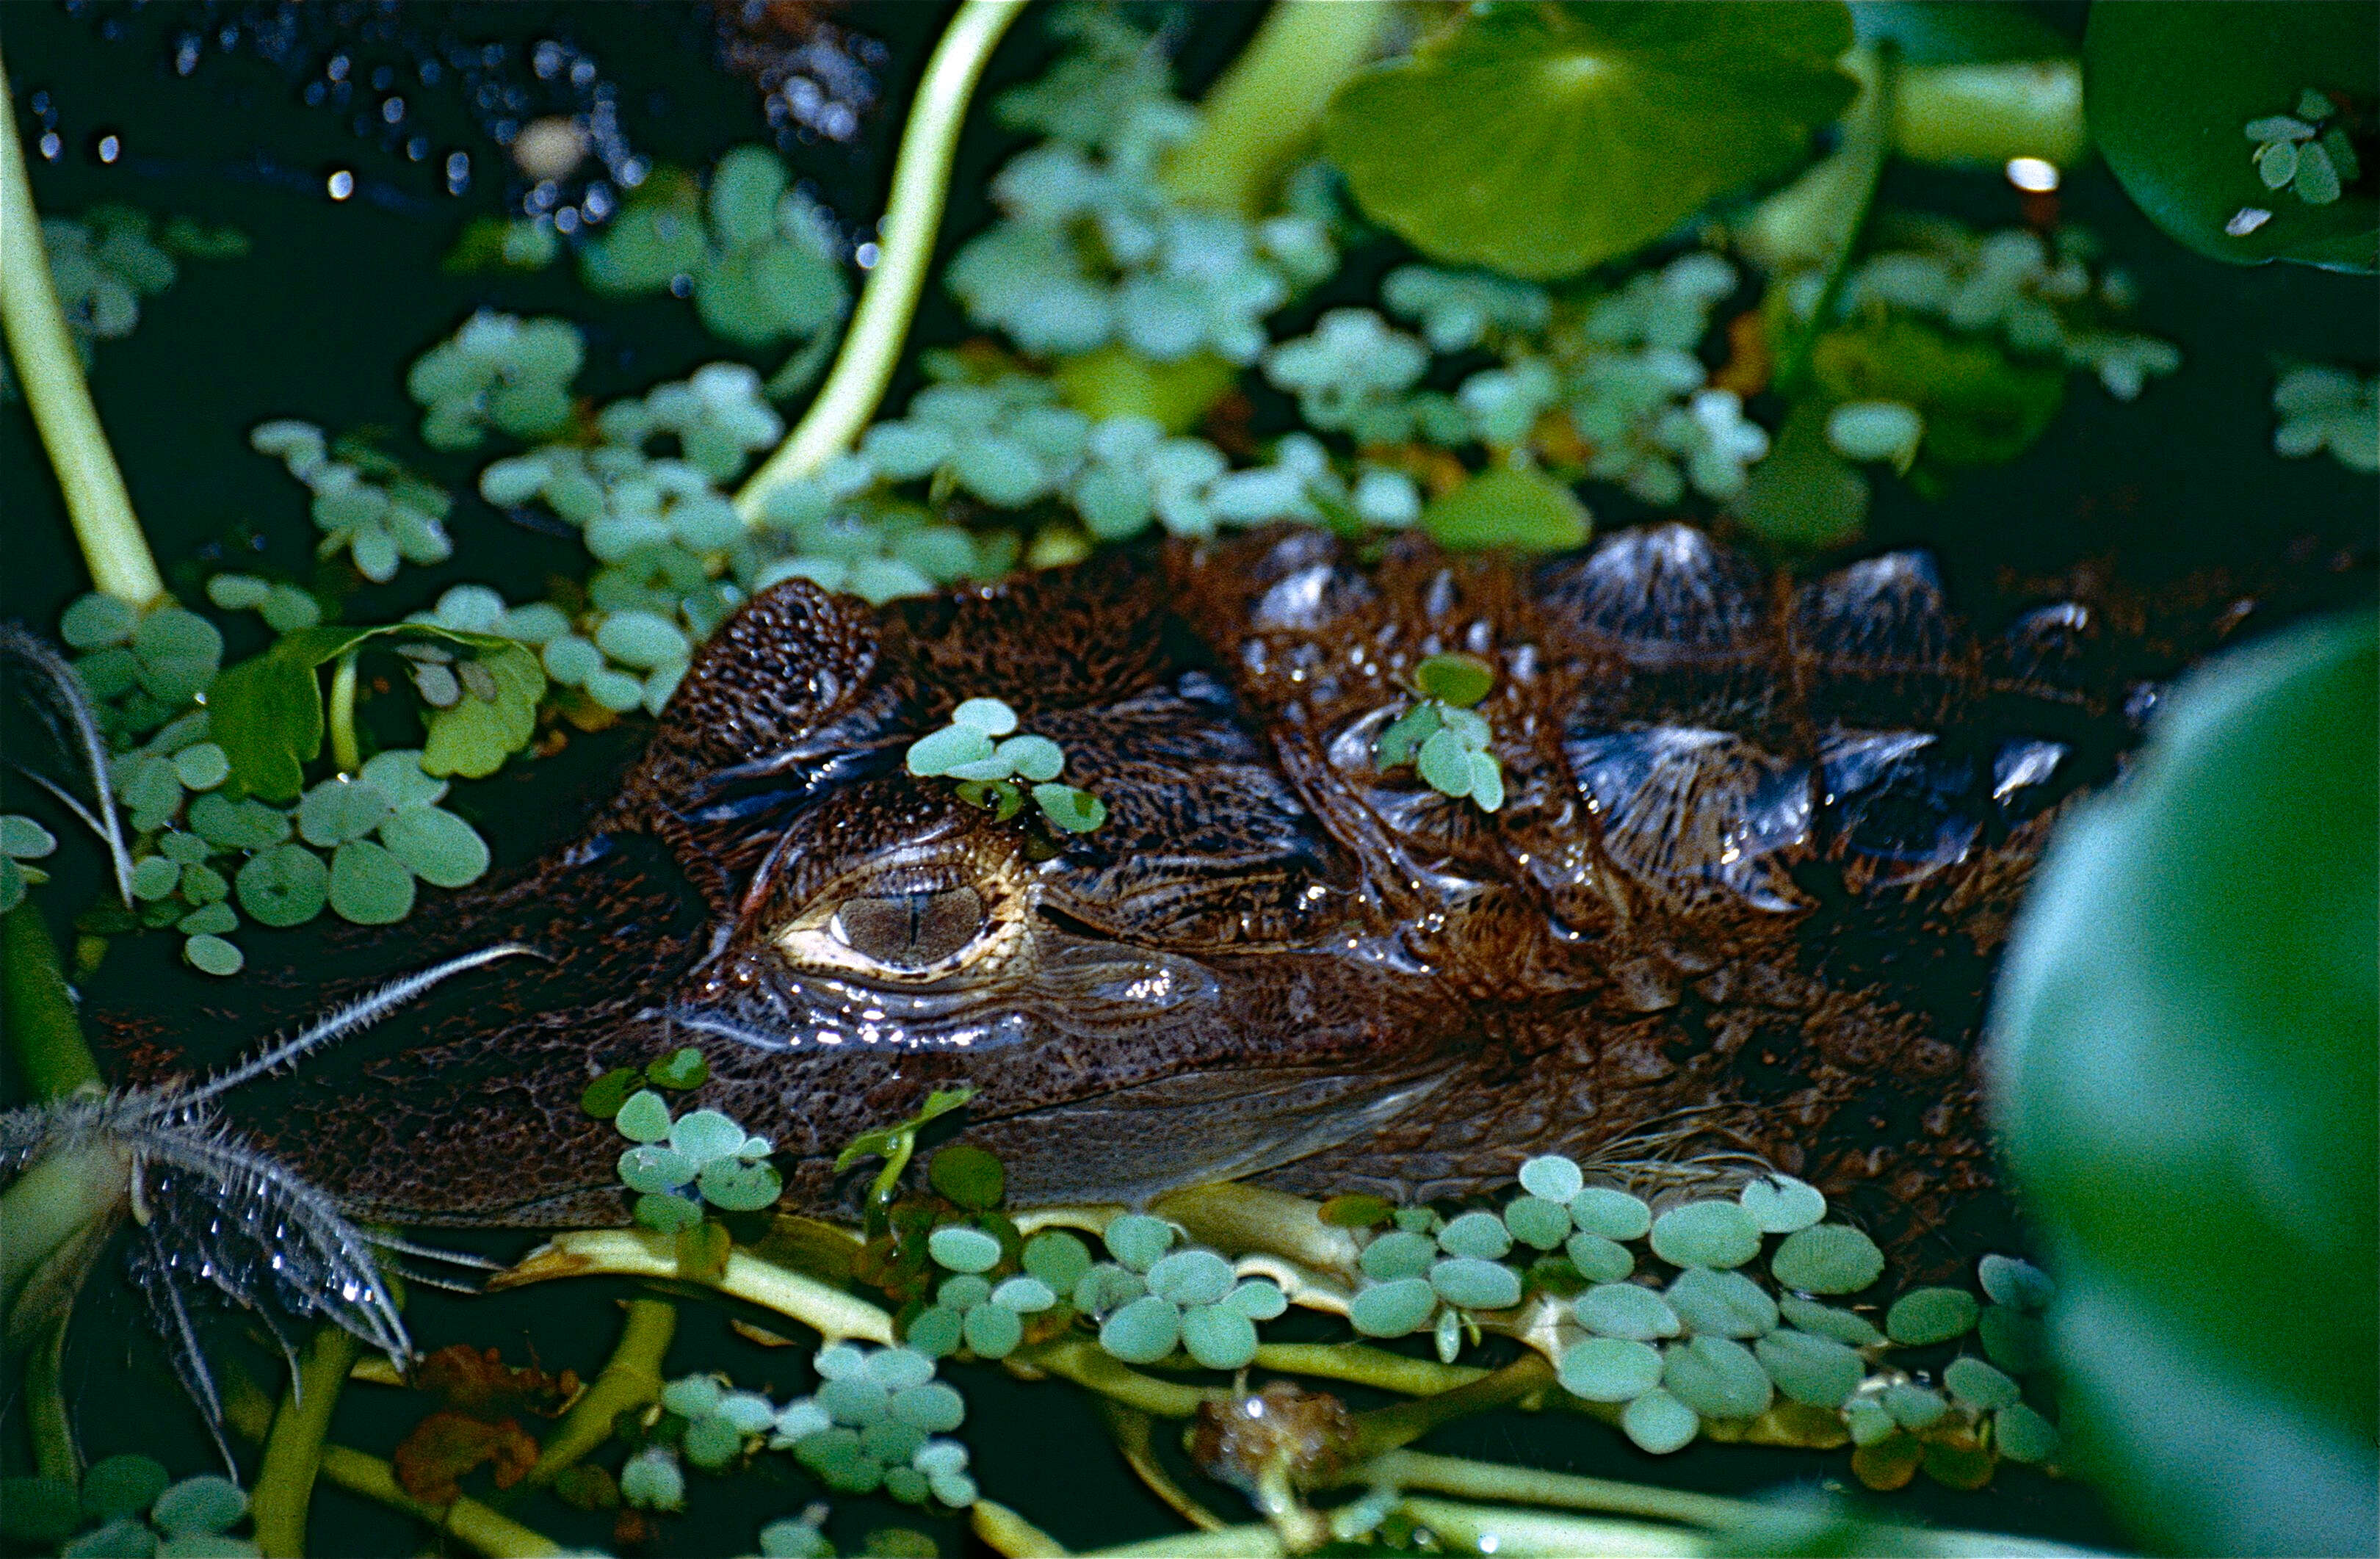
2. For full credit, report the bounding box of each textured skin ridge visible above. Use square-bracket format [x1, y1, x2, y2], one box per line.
[205, 523, 2288, 1256]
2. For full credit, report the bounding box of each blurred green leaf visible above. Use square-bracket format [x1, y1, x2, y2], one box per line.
[1323, 2, 1856, 278]
[1421, 463, 1591, 552]
[1809, 314, 2065, 476]
[2085, 2, 2377, 272]
[1990, 612, 2377, 1555]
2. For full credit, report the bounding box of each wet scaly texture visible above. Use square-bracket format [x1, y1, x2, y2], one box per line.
[204, 524, 2263, 1252]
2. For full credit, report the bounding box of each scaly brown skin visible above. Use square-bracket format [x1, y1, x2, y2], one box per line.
[222, 522, 2224, 1254]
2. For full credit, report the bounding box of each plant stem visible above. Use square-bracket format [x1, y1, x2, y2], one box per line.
[1774, 43, 1900, 397]
[1097, 1400, 1229, 1532]
[1348, 1350, 1555, 1461]
[0, 47, 164, 607]
[972, 1500, 1073, 1558]
[1159, 0, 1392, 215]
[3, 900, 101, 1099]
[26, 1315, 79, 1483]
[252, 1325, 363, 1558]
[734, 0, 1027, 524]
[327, 651, 362, 776]
[1248, 1342, 1484, 1398]
[490, 1229, 895, 1344]
[1394, 1497, 1705, 1558]
[1012, 1335, 1222, 1419]
[223, 1375, 567, 1559]
[527, 1298, 676, 1486]
[1355, 1450, 1754, 1530]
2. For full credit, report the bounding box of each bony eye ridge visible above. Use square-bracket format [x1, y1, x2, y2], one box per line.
[830, 885, 985, 969]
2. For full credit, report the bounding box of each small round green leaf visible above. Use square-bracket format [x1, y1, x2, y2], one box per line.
[961, 1301, 1023, 1359]
[1414, 652, 1495, 708]
[1099, 1295, 1182, 1362]
[1349, 1277, 1439, 1338]
[1429, 1256, 1522, 1311]
[1665, 1266, 1779, 1338]
[377, 806, 490, 889]
[1147, 1249, 1234, 1307]
[927, 1144, 1006, 1210]
[1569, 1187, 1652, 1241]
[1519, 1154, 1584, 1203]
[1755, 1329, 1867, 1408]
[698, 1157, 783, 1212]
[1770, 1224, 1885, 1295]
[150, 1477, 246, 1538]
[1945, 1355, 2022, 1411]
[1361, 1229, 1439, 1281]
[1649, 1201, 1763, 1270]
[1181, 1303, 1260, 1370]
[328, 839, 414, 924]
[615, 1089, 673, 1143]
[1566, 1231, 1636, 1284]
[1663, 1336, 1773, 1421]
[1739, 1175, 1828, 1234]
[183, 934, 244, 976]
[1103, 1214, 1176, 1273]
[1886, 1287, 1981, 1346]
[1620, 1388, 1699, 1454]
[235, 844, 328, 928]
[1576, 1283, 1682, 1341]
[1030, 782, 1107, 833]
[1502, 1195, 1574, 1251]
[1022, 1231, 1093, 1292]
[927, 1226, 1003, 1275]
[1558, 1336, 1664, 1402]
[1437, 1210, 1513, 1260]
[82, 1455, 171, 1521]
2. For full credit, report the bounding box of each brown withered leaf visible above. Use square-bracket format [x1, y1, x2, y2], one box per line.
[414, 1344, 579, 1417]
[393, 1411, 540, 1505]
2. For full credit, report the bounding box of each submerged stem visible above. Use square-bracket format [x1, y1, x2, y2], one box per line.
[1012, 1335, 1221, 1419]
[251, 1325, 363, 1558]
[0, 46, 164, 606]
[328, 651, 362, 777]
[26, 1315, 79, 1484]
[1773, 42, 1900, 396]
[1354, 1450, 1753, 1530]
[734, 0, 1027, 522]
[527, 1297, 676, 1486]
[1349, 1350, 1555, 1461]
[491, 1229, 895, 1344]
[1159, 0, 1392, 215]
[3, 900, 101, 1100]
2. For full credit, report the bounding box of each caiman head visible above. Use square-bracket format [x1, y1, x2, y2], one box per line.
[225, 522, 2242, 1235]
[253, 546, 1475, 1226]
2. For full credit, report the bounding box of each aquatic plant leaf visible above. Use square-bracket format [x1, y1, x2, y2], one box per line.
[392, 1411, 538, 1505]
[1575, 1282, 1682, 1341]
[1989, 611, 2378, 1555]
[80, 1456, 170, 1522]
[234, 844, 328, 929]
[1324, 2, 1855, 278]
[1649, 1200, 1762, 1269]
[927, 1144, 1005, 1210]
[925, 1226, 1002, 1275]
[1031, 783, 1107, 833]
[148, 1477, 246, 1538]
[1755, 1329, 1867, 1408]
[1566, 1231, 1636, 1284]
[328, 840, 415, 925]
[1886, 1286, 1980, 1345]
[2085, 2, 2376, 271]
[1663, 1335, 1773, 1420]
[1348, 1277, 1438, 1338]
[209, 626, 539, 801]
[1570, 1187, 1653, 1241]
[1558, 1336, 1664, 1402]
[1621, 1388, 1699, 1454]
[1181, 1303, 1259, 1370]
[1023, 1231, 1093, 1292]
[1099, 1295, 1182, 1362]
[1770, 1224, 1885, 1295]
[1665, 1266, 1779, 1338]
[1419, 463, 1591, 553]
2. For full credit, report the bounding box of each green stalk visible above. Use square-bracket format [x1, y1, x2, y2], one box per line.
[527, 1298, 676, 1486]
[1394, 1497, 1705, 1558]
[26, 1316, 79, 1483]
[0, 47, 164, 607]
[4, 900, 101, 1099]
[1773, 43, 1900, 397]
[734, 0, 1028, 523]
[1014, 1335, 1220, 1419]
[328, 651, 362, 776]
[1348, 1350, 1555, 1461]
[1159, 1, 1392, 215]
[1354, 1450, 1753, 1530]
[251, 1324, 363, 1558]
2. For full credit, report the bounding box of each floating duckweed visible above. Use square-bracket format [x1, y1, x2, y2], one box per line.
[929, 1144, 1005, 1209]
[327, 839, 415, 924]
[148, 1477, 247, 1538]
[1737, 1176, 1827, 1234]
[1944, 1356, 2021, 1412]
[645, 1047, 709, 1090]
[619, 1146, 698, 1195]
[662, 1375, 725, 1419]
[1976, 1254, 2054, 1312]
[1569, 1187, 1653, 1241]
[1977, 1304, 2048, 1373]
[1993, 1403, 2059, 1464]
[698, 1157, 784, 1212]
[952, 697, 1018, 735]
[1429, 1256, 1521, 1311]
[1881, 1382, 1948, 1430]
[961, 1302, 1024, 1359]
[80, 1456, 172, 1523]
[1666, 1267, 1779, 1339]
[1181, 1303, 1260, 1370]
[1437, 1211, 1514, 1261]
[669, 1109, 745, 1162]
[1754, 1330, 1866, 1408]
[1845, 1397, 1898, 1447]
[991, 1276, 1057, 1314]
[1566, 1231, 1636, 1284]
[1518, 1154, 1585, 1203]
[59, 593, 138, 649]
[1575, 1283, 1682, 1341]
[636, 1193, 703, 1234]
[1072, 1265, 1145, 1315]
[1501, 1195, 1574, 1251]
[758, 1516, 833, 1559]
[131, 856, 181, 900]
[1557, 1337, 1663, 1402]
[926, 1226, 1003, 1275]
[1102, 1214, 1176, 1273]
[1649, 1201, 1762, 1270]
[905, 1307, 963, 1359]
[1777, 1297, 1885, 1348]
[1146, 1249, 1234, 1307]
[620, 1447, 686, 1511]
[1885, 1287, 1980, 1346]
[234, 844, 328, 927]
[1022, 1231, 1093, 1292]
[1348, 1278, 1439, 1339]
[1359, 1230, 1438, 1281]
[1223, 1279, 1287, 1321]
[1770, 1224, 1885, 1295]
[1031, 782, 1107, 833]
[614, 1090, 673, 1143]
[890, 1381, 966, 1433]
[1663, 1336, 1773, 1421]
[817, 1375, 891, 1425]
[1099, 1295, 1182, 1363]
[1620, 1388, 1700, 1455]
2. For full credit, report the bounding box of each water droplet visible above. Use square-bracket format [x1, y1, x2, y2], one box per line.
[94, 132, 121, 164]
[2224, 207, 2273, 236]
[326, 169, 355, 201]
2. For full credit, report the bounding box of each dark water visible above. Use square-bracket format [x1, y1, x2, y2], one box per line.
[3, 2, 2373, 1553]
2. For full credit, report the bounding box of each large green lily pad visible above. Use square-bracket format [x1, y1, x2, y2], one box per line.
[1989, 612, 2377, 1555]
[1323, 2, 1856, 279]
[2085, 2, 2377, 272]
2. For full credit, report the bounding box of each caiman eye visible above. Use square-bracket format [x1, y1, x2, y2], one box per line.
[830, 887, 985, 969]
